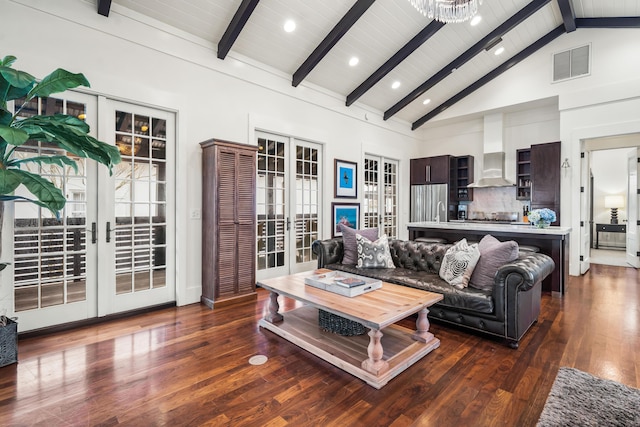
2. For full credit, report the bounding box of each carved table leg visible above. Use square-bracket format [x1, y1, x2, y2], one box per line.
[412, 307, 435, 343]
[265, 292, 284, 323]
[361, 329, 389, 376]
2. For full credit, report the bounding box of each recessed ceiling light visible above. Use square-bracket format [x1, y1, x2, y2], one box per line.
[391, 81, 401, 89]
[422, 99, 431, 105]
[495, 47, 505, 55]
[470, 15, 482, 26]
[283, 20, 296, 33]
[349, 57, 359, 67]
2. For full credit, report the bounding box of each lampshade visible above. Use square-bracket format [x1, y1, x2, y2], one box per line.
[604, 195, 624, 208]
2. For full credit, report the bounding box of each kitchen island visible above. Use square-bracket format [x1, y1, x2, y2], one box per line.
[407, 221, 571, 295]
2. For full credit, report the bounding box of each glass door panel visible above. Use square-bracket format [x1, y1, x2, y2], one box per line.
[256, 132, 321, 279]
[364, 155, 398, 238]
[11, 92, 98, 331]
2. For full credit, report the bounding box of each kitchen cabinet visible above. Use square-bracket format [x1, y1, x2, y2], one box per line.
[452, 155, 474, 201]
[516, 149, 531, 200]
[530, 141, 561, 225]
[200, 138, 258, 309]
[410, 155, 451, 184]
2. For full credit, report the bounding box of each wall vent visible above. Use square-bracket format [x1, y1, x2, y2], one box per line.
[553, 44, 590, 82]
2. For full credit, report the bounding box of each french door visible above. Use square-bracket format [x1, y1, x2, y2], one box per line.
[256, 132, 322, 280]
[363, 155, 398, 238]
[11, 94, 175, 331]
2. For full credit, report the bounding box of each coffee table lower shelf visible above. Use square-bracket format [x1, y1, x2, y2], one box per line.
[258, 305, 440, 389]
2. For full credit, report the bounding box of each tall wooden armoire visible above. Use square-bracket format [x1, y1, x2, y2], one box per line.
[200, 139, 257, 308]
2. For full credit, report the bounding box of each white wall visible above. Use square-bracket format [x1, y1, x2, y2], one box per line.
[0, 0, 422, 310]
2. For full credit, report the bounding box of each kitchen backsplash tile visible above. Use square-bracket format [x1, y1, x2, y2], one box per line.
[465, 187, 527, 219]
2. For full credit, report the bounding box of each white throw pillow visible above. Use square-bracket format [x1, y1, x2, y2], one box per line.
[356, 233, 395, 269]
[439, 238, 481, 289]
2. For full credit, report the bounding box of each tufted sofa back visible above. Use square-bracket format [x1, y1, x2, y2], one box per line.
[388, 239, 452, 274]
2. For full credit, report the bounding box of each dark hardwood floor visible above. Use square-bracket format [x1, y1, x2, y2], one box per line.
[1, 264, 638, 426]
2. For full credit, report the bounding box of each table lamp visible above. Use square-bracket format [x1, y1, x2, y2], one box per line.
[604, 195, 624, 224]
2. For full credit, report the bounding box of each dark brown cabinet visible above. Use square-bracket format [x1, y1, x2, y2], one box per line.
[410, 155, 451, 184]
[530, 141, 561, 225]
[200, 139, 257, 308]
[452, 155, 474, 201]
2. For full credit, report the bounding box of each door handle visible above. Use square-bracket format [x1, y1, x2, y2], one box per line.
[91, 222, 97, 244]
[106, 222, 112, 243]
[425, 165, 431, 182]
[286, 217, 291, 231]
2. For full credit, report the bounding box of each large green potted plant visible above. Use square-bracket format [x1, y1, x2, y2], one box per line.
[0, 55, 121, 265]
[0, 55, 121, 347]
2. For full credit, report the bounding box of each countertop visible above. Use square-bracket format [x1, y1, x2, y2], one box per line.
[407, 221, 572, 236]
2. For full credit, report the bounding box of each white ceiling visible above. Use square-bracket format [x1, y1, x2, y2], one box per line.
[109, 0, 640, 128]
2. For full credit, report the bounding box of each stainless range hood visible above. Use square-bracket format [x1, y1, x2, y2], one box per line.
[467, 113, 515, 188]
[467, 152, 515, 188]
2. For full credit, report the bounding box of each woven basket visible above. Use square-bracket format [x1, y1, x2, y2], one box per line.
[0, 317, 18, 367]
[318, 309, 367, 336]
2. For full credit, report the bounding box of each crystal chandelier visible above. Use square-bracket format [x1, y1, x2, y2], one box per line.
[409, 0, 482, 24]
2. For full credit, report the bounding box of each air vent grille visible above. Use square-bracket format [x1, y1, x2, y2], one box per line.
[553, 44, 590, 82]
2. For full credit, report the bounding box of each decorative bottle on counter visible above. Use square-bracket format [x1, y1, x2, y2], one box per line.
[523, 205, 529, 223]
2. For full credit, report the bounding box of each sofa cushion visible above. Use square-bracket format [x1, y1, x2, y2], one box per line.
[356, 234, 395, 269]
[439, 239, 480, 289]
[339, 224, 378, 265]
[469, 235, 519, 292]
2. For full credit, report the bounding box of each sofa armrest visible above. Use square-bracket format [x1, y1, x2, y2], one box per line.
[312, 238, 344, 268]
[492, 252, 555, 324]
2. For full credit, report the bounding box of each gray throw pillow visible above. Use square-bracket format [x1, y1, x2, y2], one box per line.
[469, 234, 519, 292]
[339, 224, 378, 265]
[439, 238, 481, 289]
[356, 234, 395, 269]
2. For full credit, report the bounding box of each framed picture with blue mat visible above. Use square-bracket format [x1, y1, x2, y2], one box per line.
[334, 159, 357, 198]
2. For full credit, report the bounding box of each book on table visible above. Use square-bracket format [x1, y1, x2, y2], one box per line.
[305, 270, 382, 297]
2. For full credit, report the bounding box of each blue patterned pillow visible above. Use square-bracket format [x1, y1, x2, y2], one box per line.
[439, 238, 481, 289]
[356, 234, 395, 269]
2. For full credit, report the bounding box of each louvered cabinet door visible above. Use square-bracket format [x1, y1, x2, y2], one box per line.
[236, 150, 256, 294]
[200, 139, 257, 308]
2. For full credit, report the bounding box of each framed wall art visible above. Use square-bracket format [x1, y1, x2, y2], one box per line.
[334, 159, 357, 198]
[332, 203, 360, 237]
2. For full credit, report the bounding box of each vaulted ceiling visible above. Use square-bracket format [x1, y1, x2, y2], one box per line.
[96, 0, 640, 130]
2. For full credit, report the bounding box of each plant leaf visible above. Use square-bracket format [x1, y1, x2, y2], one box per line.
[0, 108, 12, 126]
[27, 68, 90, 100]
[0, 66, 36, 89]
[0, 169, 23, 195]
[10, 169, 66, 213]
[15, 115, 121, 172]
[1, 56, 17, 67]
[0, 124, 29, 145]
[12, 155, 79, 174]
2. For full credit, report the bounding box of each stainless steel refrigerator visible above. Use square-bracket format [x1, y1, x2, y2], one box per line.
[410, 184, 448, 222]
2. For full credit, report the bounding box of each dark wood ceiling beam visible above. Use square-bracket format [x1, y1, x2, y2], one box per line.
[576, 17, 640, 28]
[217, 0, 260, 60]
[292, 0, 375, 87]
[346, 20, 445, 106]
[384, 0, 552, 121]
[412, 26, 565, 131]
[556, 0, 576, 32]
[97, 0, 112, 17]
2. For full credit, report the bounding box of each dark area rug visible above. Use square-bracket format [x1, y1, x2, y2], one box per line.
[537, 367, 640, 426]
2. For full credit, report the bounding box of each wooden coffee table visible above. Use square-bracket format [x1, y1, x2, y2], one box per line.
[257, 271, 443, 389]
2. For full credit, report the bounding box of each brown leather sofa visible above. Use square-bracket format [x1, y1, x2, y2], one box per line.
[311, 238, 555, 348]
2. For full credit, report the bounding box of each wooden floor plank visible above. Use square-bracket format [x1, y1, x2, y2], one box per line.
[1, 264, 639, 426]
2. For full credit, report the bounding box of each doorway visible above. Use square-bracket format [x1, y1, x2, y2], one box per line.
[583, 136, 639, 269]
[255, 131, 322, 280]
[11, 94, 176, 331]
